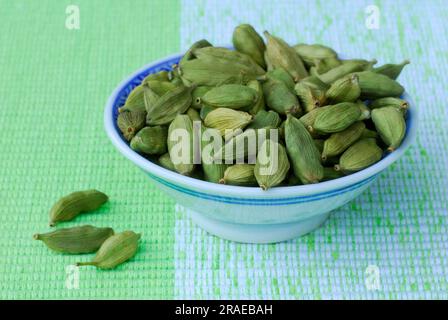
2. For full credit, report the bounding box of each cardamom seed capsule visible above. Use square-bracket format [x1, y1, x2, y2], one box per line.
[119, 84, 146, 113]
[298, 106, 330, 137]
[325, 74, 361, 103]
[317, 59, 376, 84]
[158, 153, 176, 171]
[247, 110, 281, 130]
[263, 31, 308, 81]
[130, 126, 168, 155]
[117, 110, 146, 141]
[142, 70, 170, 83]
[370, 97, 409, 111]
[264, 51, 274, 71]
[144, 80, 177, 96]
[179, 39, 212, 67]
[322, 167, 344, 181]
[314, 139, 325, 153]
[263, 67, 296, 92]
[193, 47, 265, 74]
[285, 115, 323, 184]
[34, 225, 114, 254]
[200, 84, 258, 110]
[186, 107, 201, 122]
[77, 231, 141, 270]
[313, 57, 342, 74]
[263, 79, 302, 115]
[168, 114, 195, 175]
[204, 108, 252, 139]
[361, 128, 379, 139]
[354, 71, 404, 100]
[232, 24, 266, 69]
[322, 122, 365, 160]
[220, 164, 257, 186]
[373, 60, 410, 80]
[335, 138, 382, 172]
[146, 85, 194, 126]
[294, 82, 322, 113]
[371, 106, 406, 151]
[215, 128, 268, 163]
[246, 80, 265, 115]
[356, 100, 371, 120]
[300, 75, 330, 93]
[201, 125, 228, 183]
[255, 139, 290, 190]
[293, 43, 338, 68]
[49, 190, 108, 227]
[191, 86, 213, 109]
[313, 102, 362, 134]
[180, 57, 263, 86]
[142, 84, 160, 114]
[200, 105, 214, 120]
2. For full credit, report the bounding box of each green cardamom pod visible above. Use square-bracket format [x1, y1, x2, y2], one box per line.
[193, 47, 265, 75]
[263, 67, 296, 92]
[204, 108, 252, 139]
[354, 71, 404, 100]
[294, 82, 322, 113]
[298, 106, 330, 137]
[370, 97, 409, 112]
[255, 139, 290, 190]
[191, 86, 213, 109]
[158, 153, 176, 172]
[77, 231, 141, 270]
[361, 128, 379, 139]
[119, 85, 146, 113]
[263, 31, 308, 82]
[356, 100, 371, 120]
[246, 80, 265, 115]
[317, 59, 376, 84]
[186, 107, 201, 122]
[312, 57, 342, 74]
[335, 138, 382, 172]
[293, 43, 338, 68]
[215, 128, 269, 163]
[179, 39, 213, 67]
[314, 139, 325, 153]
[144, 80, 177, 96]
[325, 74, 361, 103]
[247, 110, 281, 129]
[142, 84, 160, 114]
[232, 24, 266, 69]
[34, 225, 114, 254]
[200, 105, 214, 120]
[263, 79, 302, 115]
[200, 84, 258, 110]
[322, 122, 365, 160]
[285, 115, 323, 184]
[313, 102, 362, 134]
[264, 51, 274, 71]
[371, 106, 406, 151]
[322, 167, 344, 181]
[287, 173, 302, 186]
[117, 110, 146, 141]
[130, 126, 168, 155]
[373, 60, 410, 80]
[49, 190, 108, 227]
[179, 57, 263, 86]
[142, 70, 170, 83]
[201, 125, 228, 183]
[220, 164, 257, 186]
[146, 85, 194, 126]
[168, 114, 195, 175]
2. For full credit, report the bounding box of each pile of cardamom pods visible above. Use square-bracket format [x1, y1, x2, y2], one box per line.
[117, 24, 409, 190]
[34, 190, 141, 269]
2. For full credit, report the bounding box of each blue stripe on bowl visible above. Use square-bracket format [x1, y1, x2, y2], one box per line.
[147, 172, 377, 205]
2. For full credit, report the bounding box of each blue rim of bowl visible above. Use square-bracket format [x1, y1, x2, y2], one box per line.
[104, 52, 418, 200]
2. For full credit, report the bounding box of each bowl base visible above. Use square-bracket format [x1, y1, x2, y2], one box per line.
[185, 207, 331, 244]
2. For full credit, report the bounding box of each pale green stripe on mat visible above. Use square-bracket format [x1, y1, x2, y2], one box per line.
[174, 0, 448, 299]
[0, 0, 180, 299]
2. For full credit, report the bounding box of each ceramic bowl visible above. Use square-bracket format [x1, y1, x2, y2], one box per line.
[104, 53, 417, 243]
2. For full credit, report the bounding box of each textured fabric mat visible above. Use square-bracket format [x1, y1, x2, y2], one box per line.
[0, 0, 447, 299]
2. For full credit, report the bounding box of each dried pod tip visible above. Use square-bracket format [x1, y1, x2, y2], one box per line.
[263, 31, 270, 38]
[307, 125, 315, 133]
[260, 184, 268, 191]
[33, 234, 41, 240]
[321, 154, 327, 161]
[334, 164, 341, 172]
[218, 179, 226, 185]
[401, 102, 409, 110]
[350, 74, 359, 83]
[76, 262, 97, 267]
[195, 97, 201, 105]
[387, 146, 395, 152]
[49, 221, 56, 227]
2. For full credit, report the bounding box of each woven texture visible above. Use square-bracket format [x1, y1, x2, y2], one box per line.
[0, 0, 447, 299]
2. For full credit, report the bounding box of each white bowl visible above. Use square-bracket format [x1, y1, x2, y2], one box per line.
[104, 53, 417, 243]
